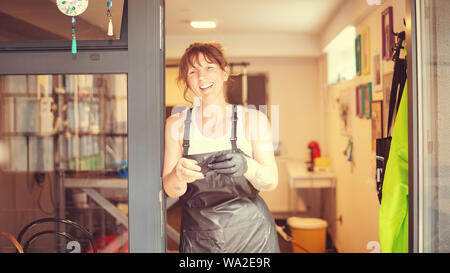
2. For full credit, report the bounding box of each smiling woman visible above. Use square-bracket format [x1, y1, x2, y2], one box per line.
[163, 42, 280, 253]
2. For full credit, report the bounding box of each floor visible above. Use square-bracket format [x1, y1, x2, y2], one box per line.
[166, 202, 337, 253]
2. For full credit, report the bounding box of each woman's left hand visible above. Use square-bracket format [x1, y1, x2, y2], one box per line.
[208, 152, 248, 177]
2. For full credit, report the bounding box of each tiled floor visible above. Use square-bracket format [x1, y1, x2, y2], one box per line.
[166, 203, 337, 253]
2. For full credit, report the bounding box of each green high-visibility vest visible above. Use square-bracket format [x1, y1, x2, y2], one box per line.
[379, 81, 408, 253]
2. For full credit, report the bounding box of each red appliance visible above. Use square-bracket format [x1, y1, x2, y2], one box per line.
[307, 141, 321, 172]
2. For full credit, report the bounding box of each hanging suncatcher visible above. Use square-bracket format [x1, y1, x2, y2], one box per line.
[56, 0, 89, 54]
[107, 1, 113, 36]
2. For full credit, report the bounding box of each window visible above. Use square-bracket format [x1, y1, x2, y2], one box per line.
[323, 26, 356, 85]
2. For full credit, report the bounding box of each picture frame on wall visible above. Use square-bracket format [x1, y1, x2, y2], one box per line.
[355, 34, 362, 76]
[356, 85, 362, 118]
[371, 101, 383, 152]
[372, 53, 383, 98]
[383, 72, 394, 136]
[361, 82, 372, 119]
[361, 27, 371, 75]
[382, 6, 394, 61]
[338, 88, 353, 137]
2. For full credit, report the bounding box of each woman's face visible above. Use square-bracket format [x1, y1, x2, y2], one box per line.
[186, 53, 229, 101]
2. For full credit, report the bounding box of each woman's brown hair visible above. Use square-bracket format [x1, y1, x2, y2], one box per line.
[177, 42, 229, 104]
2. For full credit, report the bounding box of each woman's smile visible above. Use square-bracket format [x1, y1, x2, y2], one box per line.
[199, 82, 214, 92]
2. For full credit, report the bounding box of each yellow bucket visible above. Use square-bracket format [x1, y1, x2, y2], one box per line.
[287, 217, 328, 253]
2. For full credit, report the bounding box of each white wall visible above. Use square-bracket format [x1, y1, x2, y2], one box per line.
[321, 0, 406, 252]
[166, 33, 321, 59]
[165, 67, 187, 107]
[320, 0, 378, 50]
[227, 56, 321, 213]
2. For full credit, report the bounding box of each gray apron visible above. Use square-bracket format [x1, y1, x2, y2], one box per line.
[178, 105, 280, 253]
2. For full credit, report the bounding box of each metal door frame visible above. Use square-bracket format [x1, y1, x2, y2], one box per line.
[0, 0, 166, 252]
[406, 0, 419, 253]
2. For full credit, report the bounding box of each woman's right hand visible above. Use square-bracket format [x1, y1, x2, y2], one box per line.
[173, 157, 205, 183]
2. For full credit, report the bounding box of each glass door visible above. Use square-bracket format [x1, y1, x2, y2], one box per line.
[0, 0, 166, 253]
[0, 74, 129, 253]
[415, 0, 450, 253]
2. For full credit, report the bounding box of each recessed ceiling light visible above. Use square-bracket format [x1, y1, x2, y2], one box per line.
[190, 21, 216, 29]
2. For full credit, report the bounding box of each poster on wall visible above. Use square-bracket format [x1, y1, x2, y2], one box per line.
[362, 82, 372, 119]
[372, 53, 383, 98]
[355, 34, 362, 76]
[383, 72, 394, 136]
[361, 28, 371, 75]
[338, 88, 353, 136]
[371, 101, 383, 152]
[382, 7, 394, 61]
[355, 85, 362, 118]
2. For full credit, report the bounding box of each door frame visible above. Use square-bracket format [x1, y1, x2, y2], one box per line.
[0, 0, 166, 252]
[406, 0, 419, 253]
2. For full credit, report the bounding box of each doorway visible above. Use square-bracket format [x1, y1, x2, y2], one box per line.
[0, 0, 165, 253]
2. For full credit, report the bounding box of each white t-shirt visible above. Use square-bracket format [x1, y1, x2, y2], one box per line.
[184, 105, 253, 157]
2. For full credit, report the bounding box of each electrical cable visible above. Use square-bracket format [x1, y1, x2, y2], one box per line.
[37, 177, 56, 215]
[0, 232, 24, 253]
[274, 224, 310, 253]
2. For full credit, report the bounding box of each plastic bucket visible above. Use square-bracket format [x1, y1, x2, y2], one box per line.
[287, 217, 328, 253]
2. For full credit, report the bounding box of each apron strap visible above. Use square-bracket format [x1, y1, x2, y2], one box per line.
[230, 105, 238, 152]
[386, 59, 407, 137]
[182, 108, 193, 156]
[183, 105, 238, 155]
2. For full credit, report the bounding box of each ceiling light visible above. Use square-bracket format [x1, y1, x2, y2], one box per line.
[190, 21, 216, 29]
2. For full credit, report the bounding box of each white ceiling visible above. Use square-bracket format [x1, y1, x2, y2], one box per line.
[0, 0, 348, 57]
[166, 0, 345, 35]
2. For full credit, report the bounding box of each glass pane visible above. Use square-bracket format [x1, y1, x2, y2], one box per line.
[0, 0, 124, 42]
[417, 0, 450, 252]
[0, 74, 128, 253]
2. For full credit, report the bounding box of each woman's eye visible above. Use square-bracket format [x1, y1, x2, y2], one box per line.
[188, 70, 196, 75]
[207, 66, 214, 70]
